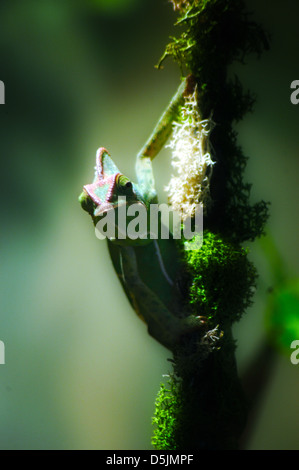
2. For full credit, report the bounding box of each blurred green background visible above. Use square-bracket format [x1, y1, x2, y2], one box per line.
[0, 0, 299, 450]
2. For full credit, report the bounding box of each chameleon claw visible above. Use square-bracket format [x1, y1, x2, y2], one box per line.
[196, 315, 208, 325]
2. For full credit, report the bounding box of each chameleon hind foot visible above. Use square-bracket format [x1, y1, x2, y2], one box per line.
[177, 315, 208, 341]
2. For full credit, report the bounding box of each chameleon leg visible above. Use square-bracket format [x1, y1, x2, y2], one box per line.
[136, 78, 189, 161]
[119, 245, 205, 350]
[135, 77, 192, 202]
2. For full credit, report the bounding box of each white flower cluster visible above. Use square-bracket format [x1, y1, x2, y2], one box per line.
[165, 87, 215, 220]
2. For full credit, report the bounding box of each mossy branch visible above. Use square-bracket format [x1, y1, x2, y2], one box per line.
[152, 0, 270, 450]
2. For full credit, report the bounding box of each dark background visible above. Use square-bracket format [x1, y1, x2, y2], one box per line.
[0, 0, 299, 449]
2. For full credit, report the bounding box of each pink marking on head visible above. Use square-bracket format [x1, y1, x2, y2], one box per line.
[83, 183, 102, 205]
[106, 174, 118, 201]
[83, 172, 120, 206]
[96, 147, 109, 178]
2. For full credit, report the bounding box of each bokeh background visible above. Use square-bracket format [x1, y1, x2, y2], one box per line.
[0, 0, 299, 450]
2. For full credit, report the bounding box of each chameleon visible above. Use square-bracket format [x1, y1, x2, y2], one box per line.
[79, 77, 206, 351]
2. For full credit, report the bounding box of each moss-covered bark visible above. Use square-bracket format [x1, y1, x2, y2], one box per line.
[152, 0, 269, 450]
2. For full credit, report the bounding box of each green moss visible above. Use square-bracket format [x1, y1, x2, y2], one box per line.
[152, 232, 256, 449]
[182, 231, 257, 327]
[151, 376, 182, 450]
[158, 0, 269, 93]
[152, 329, 247, 450]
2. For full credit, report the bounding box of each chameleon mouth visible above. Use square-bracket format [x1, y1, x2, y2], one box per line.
[93, 201, 114, 217]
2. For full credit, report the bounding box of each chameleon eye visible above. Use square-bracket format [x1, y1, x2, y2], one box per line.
[117, 175, 133, 191]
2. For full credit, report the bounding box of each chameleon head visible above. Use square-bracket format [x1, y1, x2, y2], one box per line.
[80, 148, 151, 244]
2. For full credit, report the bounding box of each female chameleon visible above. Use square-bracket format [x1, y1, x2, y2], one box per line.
[79, 76, 206, 351]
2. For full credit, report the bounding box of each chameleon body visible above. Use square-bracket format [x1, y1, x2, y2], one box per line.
[79, 78, 205, 350]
